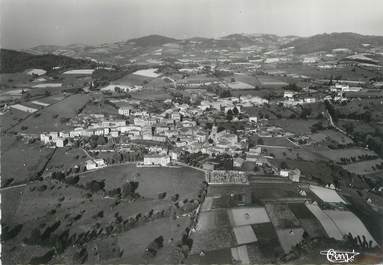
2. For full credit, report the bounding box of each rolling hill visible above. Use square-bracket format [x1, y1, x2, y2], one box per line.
[284, 32, 383, 54]
[0, 49, 97, 73]
[125, 34, 178, 47]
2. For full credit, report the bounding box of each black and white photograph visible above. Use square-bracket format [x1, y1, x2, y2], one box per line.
[1, 0, 383, 264]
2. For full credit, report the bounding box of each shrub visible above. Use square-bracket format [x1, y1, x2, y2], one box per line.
[2, 224, 23, 241]
[37, 185, 47, 192]
[29, 249, 55, 265]
[158, 192, 167, 199]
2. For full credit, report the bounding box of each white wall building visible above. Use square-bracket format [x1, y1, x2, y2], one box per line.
[143, 155, 170, 166]
[86, 159, 106, 170]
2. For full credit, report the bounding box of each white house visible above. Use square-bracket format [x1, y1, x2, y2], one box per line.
[55, 138, 68, 148]
[280, 169, 290, 177]
[284, 91, 295, 99]
[85, 159, 106, 170]
[118, 106, 132, 116]
[40, 134, 50, 144]
[143, 155, 170, 166]
[303, 98, 316, 103]
[280, 168, 301, 182]
[233, 157, 245, 168]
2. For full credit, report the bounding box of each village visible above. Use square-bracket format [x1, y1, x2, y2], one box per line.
[1, 29, 383, 264]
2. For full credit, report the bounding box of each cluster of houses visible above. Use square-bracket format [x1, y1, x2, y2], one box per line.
[330, 83, 363, 102]
[282, 91, 317, 106]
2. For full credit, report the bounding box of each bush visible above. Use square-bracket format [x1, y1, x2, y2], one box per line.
[29, 249, 55, 265]
[2, 224, 23, 241]
[41, 221, 61, 241]
[158, 192, 167, 199]
[3, 178, 14, 187]
[85, 180, 105, 193]
[171, 194, 179, 202]
[37, 185, 47, 192]
[65, 175, 79, 185]
[73, 247, 88, 264]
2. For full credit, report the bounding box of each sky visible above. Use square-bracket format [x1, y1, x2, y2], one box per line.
[1, 0, 383, 49]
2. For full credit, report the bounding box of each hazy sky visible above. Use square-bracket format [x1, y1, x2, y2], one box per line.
[1, 0, 383, 49]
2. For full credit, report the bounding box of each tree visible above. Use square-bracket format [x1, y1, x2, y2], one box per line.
[226, 109, 233, 121]
[232, 106, 239, 115]
[96, 135, 107, 146]
[280, 161, 288, 169]
[257, 138, 264, 145]
[29, 250, 55, 265]
[2, 224, 23, 241]
[300, 107, 312, 119]
[86, 180, 105, 193]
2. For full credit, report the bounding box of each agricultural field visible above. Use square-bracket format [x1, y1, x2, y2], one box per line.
[342, 159, 383, 175]
[0, 72, 35, 88]
[132, 68, 161, 78]
[258, 137, 296, 147]
[275, 228, 305, 253]
[0, 108, 32, 131]
[44, 147, 89, 174]
[317, 148, 378, 164]
[232, 73, 260, 87]
[116, 215, 192, 264]
[228, 207, 270, 226]
[309, 185, 346, 204]
[256, 75, 288, 88]
[305, 203, 344, 240]
[10, 94, 90, 134]
[79, 100, 118, 115]
[196, 209, 231, 231]
[2, 163, 205, 264]
[324, 210, 378, 246]
[251, 183, 301, 203]
[251, 222, 284, 259]
[281, 160, 358, 187]
[334, 99, 383, 122]
[130, 87, 170, 100]
[245, 105, 299, 120]
[264, 146, 323, 161]
[190, 227, 235, 255]
[264, 203, 301, 229]
[310, 129, 354, 146]
[77, 164, 205, 200]
[288, 203, 327, 238]
[230, 89, 273, 98]
[1, 135, 54, 186]
[269, 119, 319, 135]
[187, 248, 232, 264]
[110, 72, 158, 87]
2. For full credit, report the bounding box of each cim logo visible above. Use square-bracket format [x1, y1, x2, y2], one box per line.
[320, 249, 360, 263]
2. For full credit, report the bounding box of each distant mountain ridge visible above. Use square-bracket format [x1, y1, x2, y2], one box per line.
[283, 32, 383, 54]
[125, 34, 178, 47]
[15, 32, 383, 66]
